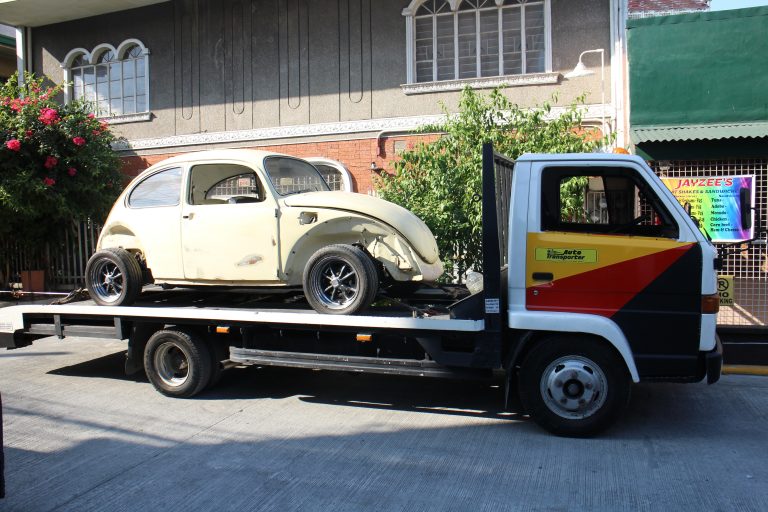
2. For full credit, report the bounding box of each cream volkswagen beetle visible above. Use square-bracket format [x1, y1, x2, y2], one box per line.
[85, 149, 443, 314]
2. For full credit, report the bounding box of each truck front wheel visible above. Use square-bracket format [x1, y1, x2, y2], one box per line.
[144, 329, 212, 398]
[518, 336, 631, 437]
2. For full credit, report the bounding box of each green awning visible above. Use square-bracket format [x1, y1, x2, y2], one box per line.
[631, 122, 768, 144]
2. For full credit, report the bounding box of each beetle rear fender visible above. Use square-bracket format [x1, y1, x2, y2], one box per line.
[98, 223, 144, 254]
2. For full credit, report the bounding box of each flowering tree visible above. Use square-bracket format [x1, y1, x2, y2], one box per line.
[0, 72, 123, 248]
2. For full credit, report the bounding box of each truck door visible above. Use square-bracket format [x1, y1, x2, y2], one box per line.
[527, 164, 703, 378]
[181, 163, 280, 283]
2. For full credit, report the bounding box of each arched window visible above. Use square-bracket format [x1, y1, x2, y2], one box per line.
[63, 39, 150, 119]
[404, 0, 550, 84]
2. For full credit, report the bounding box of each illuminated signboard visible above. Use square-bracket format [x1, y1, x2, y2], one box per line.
[660, 175, 754, 242]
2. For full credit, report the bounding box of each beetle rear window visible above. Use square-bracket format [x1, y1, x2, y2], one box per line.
[128, 167, 182, 208]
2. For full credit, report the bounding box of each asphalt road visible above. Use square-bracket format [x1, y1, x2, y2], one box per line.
[1, 336, 767, 512]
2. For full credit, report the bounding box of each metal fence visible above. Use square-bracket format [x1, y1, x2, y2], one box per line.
[0, 220, 100, 291]
[649, 159, 768, 327]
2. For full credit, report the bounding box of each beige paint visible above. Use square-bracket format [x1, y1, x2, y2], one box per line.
[98, 149, 443, 287]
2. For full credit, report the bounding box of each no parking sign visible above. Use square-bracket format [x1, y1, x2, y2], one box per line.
[718, 275, 734, 306]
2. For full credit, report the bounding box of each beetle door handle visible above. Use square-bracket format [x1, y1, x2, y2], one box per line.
[182, 212, 194, 220]
[532, 272, 554, 281]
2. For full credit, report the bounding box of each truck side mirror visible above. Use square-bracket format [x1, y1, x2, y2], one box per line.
[740, 188, 752, 230]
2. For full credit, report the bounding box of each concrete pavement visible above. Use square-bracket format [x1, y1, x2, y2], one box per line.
[1, 336, 767, 512]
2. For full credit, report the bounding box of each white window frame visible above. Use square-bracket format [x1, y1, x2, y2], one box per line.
[304, 157, 355, 192]
[61, 39, 151, 124]
[403, 0, 552, 88]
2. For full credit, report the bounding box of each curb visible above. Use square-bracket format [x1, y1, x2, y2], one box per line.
[722, 365, 768, 377]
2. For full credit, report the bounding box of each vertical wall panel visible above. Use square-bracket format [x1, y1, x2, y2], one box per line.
[279, 0, 310, 126]
[225, 0, 254, 131]
[251, 0, 281, 128]
[174, 0, 200, 134]
[308, 0, 340, 124]
[199, 0, 226, 133]
[339, 0, 371, 121]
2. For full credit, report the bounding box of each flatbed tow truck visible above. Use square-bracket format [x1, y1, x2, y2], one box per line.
[0, 145, 723, 436]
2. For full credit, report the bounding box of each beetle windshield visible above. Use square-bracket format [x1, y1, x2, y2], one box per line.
[264, 157, 331, 196]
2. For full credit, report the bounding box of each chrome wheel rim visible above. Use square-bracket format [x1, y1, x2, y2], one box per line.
[540, 355, 607, 419]
[89, 258, 124, 303]
[154, 342, 189, 387]
[311, 258, 359, 310]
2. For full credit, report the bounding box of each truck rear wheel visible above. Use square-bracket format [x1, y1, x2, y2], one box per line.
[303, 244, 378, 315]
[518, 336, 631, 437]
[85, 247, 143, 306]
[143, 329, 212, 397]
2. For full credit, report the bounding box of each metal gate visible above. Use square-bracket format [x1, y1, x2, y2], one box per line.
[650, 159, 768, 326]
[1, 220, 101, 291]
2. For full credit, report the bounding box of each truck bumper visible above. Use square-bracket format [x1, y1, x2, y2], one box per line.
[705, 334, 723, 384]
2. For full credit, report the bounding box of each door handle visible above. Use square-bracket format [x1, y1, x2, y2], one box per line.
[532, 272, 554, 281]
[182, 213, 194, 220]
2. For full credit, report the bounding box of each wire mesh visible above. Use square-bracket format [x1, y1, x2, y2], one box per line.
[650, 159, 768, 326]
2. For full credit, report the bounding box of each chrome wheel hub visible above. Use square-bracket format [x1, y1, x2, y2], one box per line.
[540, 355, 607, 419]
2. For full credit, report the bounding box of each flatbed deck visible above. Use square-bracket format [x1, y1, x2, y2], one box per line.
[0, 287, 485, 350]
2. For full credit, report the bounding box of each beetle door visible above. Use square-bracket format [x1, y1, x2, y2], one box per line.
[181, 163, 280, 283]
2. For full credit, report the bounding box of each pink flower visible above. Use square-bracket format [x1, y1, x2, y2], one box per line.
[24, 130, 33, 138]
[38, 107, 59, 125]
[44, 156, 58, 169]
[92, 129, 101, 136]
[5, 139, 20, 152]
[72, 136, 86, 147]
[43, 177, 55, 187]
[67, 167, 77, 177]
[87, 113, 95, 119]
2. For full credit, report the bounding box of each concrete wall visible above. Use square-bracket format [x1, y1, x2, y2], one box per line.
[31, 0, 611, 144]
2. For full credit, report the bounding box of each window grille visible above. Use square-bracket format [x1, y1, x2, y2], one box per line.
[650, 159, 768, 326]
[411, 0, 547, 83]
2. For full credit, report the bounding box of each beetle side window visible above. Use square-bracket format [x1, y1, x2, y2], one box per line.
[128, 167, 182, 208]
[541, 166, 679, 238]
[189, 164, 265, 205]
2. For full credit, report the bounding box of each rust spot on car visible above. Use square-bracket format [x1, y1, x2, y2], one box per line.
[236, 254, 263, 267]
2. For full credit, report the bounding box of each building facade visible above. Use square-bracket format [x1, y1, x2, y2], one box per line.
[6, 0, 624, 192]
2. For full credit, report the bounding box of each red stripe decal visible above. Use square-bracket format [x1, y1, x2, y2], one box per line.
[526, 244, 694, 317]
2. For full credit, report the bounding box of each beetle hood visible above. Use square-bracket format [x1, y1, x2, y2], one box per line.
[283, 192, 440, 264]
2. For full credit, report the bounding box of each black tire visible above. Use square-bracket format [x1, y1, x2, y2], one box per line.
[518, 336, 631, 437]
[143, 329, 212, 398]
[303, 244, 378, 315]
[85, 247, 143, 306]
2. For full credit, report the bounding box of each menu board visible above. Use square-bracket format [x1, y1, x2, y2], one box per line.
[661, 175, 755, 242]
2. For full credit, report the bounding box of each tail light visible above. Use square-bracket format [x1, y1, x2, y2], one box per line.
[702, 294, 720, 314]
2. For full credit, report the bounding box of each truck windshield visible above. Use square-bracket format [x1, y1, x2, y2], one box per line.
[264, 157, 331, 196]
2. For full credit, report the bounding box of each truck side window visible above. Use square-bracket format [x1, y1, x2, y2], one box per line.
[541, 166, 678, 238]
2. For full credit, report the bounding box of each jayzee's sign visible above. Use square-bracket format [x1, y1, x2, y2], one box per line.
[661, 175, 755, 242]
